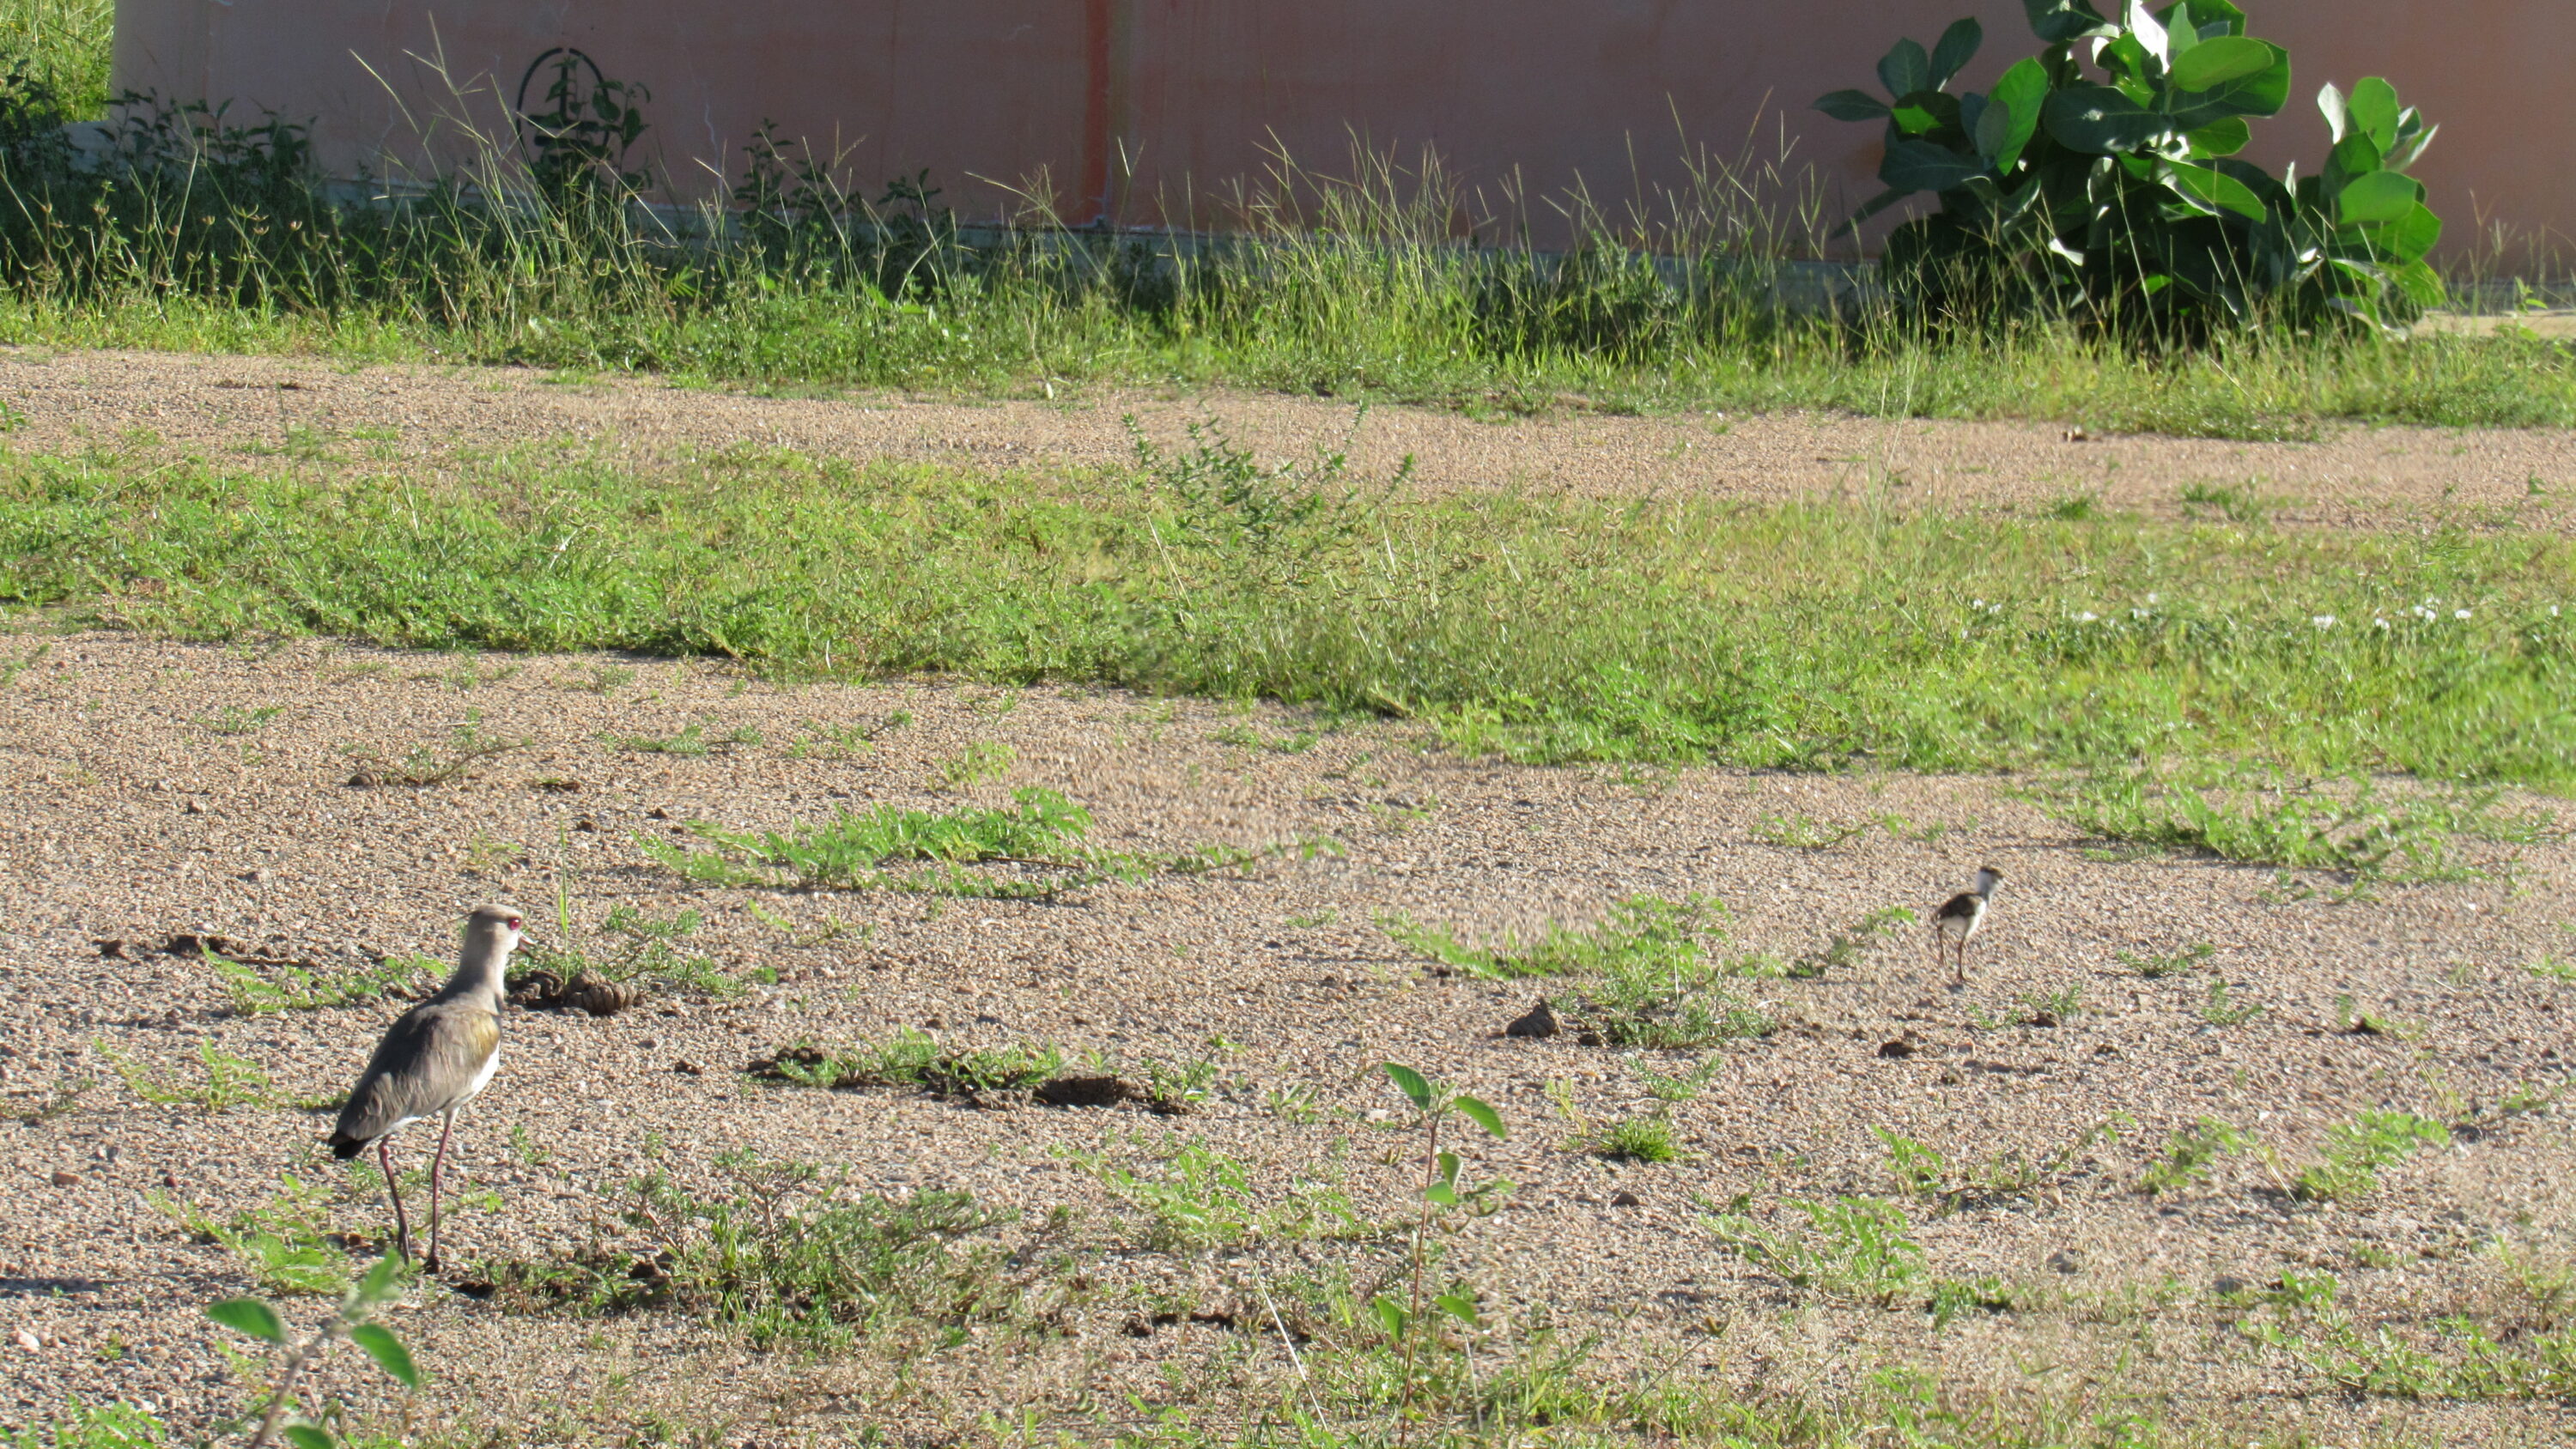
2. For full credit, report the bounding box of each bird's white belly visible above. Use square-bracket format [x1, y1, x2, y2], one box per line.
[449, 1043, 501, 1109]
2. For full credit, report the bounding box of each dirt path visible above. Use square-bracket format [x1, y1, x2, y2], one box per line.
[3, 346, 2573, 525]
[1, 633, 2570, 1442]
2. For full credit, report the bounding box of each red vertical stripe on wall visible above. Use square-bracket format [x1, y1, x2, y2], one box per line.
[1079, 0, 1114, 225]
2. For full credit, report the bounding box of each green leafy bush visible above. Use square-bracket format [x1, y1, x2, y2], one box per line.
[1818, 0, 2442, 334]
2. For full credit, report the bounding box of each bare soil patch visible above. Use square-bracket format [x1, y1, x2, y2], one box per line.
[3, 346, 2573, 527]
[1, 633, 2571, 1442]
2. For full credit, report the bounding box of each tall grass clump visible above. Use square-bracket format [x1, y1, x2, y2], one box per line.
[0, 33, 2566, 432]
[0, 0, 107, 117]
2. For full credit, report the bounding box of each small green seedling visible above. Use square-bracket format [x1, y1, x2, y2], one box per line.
[2200, 979, 2263, 1027]
[1378, 1062, 1510, 1436]
[207, 1252, 420, 1447]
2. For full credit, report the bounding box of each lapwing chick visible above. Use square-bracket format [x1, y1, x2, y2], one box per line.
[1933, 866, 2002, 990]
[330, 904, 524, 1273]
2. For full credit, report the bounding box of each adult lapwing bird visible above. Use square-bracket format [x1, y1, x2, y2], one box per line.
[1933, 866, 2003, 990]
[330, 904, 523, 1273]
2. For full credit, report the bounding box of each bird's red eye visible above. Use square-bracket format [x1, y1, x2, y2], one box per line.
[507, 916, 523, 931]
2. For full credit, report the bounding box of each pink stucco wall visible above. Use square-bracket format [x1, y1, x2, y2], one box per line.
[111, 2, 2570, 257]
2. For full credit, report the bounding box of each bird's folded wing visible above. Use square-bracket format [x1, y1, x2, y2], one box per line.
[333, 1005, 501, 1143]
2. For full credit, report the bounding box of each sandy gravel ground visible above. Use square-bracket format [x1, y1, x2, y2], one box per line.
[3, 345, 2573, 527]
[0, 633, 2571, 1444]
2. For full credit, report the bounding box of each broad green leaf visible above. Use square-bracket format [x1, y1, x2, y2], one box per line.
[1382, 1062, 1432, 1111]
[2043, 86, 2169, 154]
[1878, 39, 1931, 100]
[2162, 0, 2245, 35]
[2024, 0, 2118, 44]
[2384, 116, 2438, 173]
[2162, 161, 2266, 221]
[2186, 117, 2251, 157]
[355, 1252, 408, 1307]
[2097, 33, 2154, 87]
[1435, 1292, 1480, 1325]
[1929, 19, 1983, 89]
[2161, 1, 2199, 57]
[1453, 1094, 1506, 1140]
[2318, 82, 2350, 142]
[2337, 170, 2422, 226]
[2347, 76, 2401, 150]
[2326, 132, 2384, 191]
[1815, 88, 1892, 123]
[1880, 138, 1989, 194]
[205, 1298, 285, 1345]
[348, 1323, 420, 1387]
[1436, 1150, 1462, 1186]
[2169, 35, 2271, 91]
[1423, 1179, 1460, 1206]
[1972, 98, 2012, 164]
[2123, 1, 2170, 65]
[2164, 42, 2290, 129]
[1890, 89, 1962, 137]
[2210, 156, 2291, 210]
[2362, 201, 2444, 263]
[1986, 58, 2051, 173]
[1371, 1294, 1406, 1338]
[280, 1428, 333, 1449]
[2388, 256, 2445, 308]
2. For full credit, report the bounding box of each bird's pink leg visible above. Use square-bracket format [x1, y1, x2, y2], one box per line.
[378, 1137, 411, 1263]
[426, 1110, 456, 1275]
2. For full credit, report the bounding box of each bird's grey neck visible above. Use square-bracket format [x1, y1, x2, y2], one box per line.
[433, 940, 513, 1008]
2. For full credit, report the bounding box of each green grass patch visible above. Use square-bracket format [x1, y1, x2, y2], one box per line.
[209, 951, 435, 1015]
[2293, 1111, 2451, 1202]
[3, 441, 2573, 782]
[1706, 1195, 1928, 1307]
[1388, 896, 1773, 1047]
[2137, 1117, 2256, 1197]
[640, 786, 1303, 899]
[483, 1155, 1023, 1354]
[750, 1030, 1066, 1098]
[1590, 1113, 1682, 1164]
[2045, 770, 2547, 883]
[1082, 1138, 1371, 1249]
[515, 905, 752, 999]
